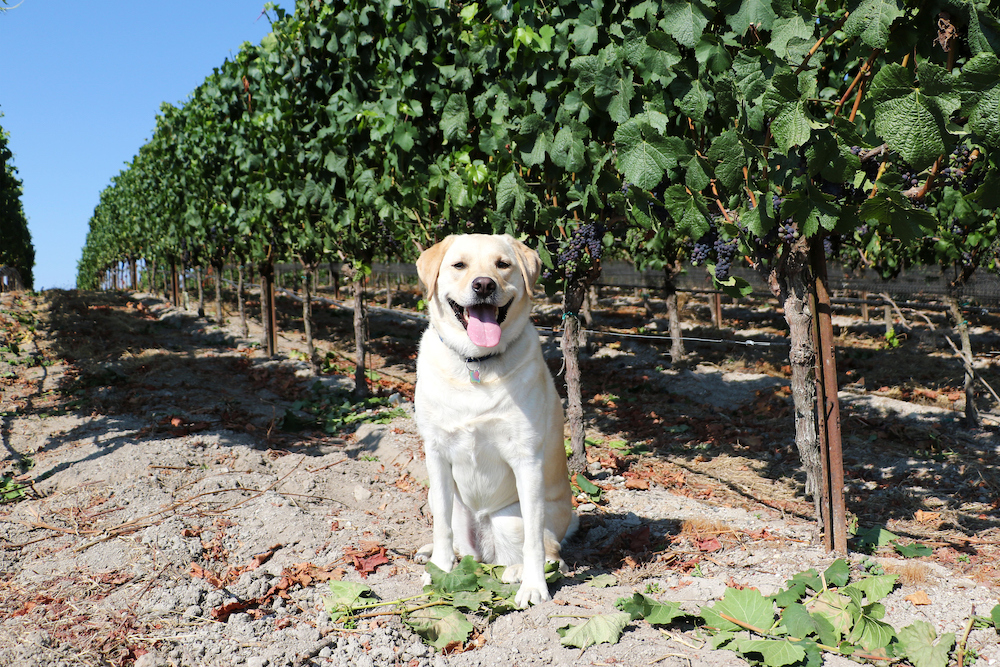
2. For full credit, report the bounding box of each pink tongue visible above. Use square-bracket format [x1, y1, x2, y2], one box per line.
[466, 305, 502, 348]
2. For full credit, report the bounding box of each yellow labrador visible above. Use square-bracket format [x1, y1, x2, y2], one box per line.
[413, 234, 576, 607]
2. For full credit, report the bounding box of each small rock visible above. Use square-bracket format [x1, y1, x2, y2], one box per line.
[134, 654, 163, 667]
[184, 605, 202, 618]
[354, 485, 373, 502]
[577, 503, 597, 512]
[245, 657, 268, 667]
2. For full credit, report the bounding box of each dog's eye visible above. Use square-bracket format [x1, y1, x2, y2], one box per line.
[496, 260, 511, 269]
[452, 262, 466, 270]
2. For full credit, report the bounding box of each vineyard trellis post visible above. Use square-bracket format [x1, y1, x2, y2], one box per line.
[811, 240, 847, 553]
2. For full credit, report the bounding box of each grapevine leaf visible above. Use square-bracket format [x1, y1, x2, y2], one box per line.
[557, 612, 630, 649]
[701, 587, 775, 633]
[614, 117, 677, 189]
[847, 607, 896, 651]
[496, 171, 527, 218]
[616, 593, 686, 625]
[588, 574, 618, 588]
[897, 621, 955, 667]
[660, 1, 711, 48]
[779, 603, 817, 640]
[858, 190, 935, 243]
[868, 63, 952, 170]
[959, 52, 1000, 149]
[706, 130, 749, 192]
[425, 556, 480, 593]
[841, 574, 899, 602]
[733, 637, 808, 667]
[807, 590, 854, 640]
[663, 184, 710, 238]
[405, 605, 474, 650]
[822, 559, 851, 588]
[893, 541, 933, 558]
[440, 93, 469, 144]
[325, 581, 377, 621]
[451, 590, 493, 611]
[726, 0, 778, 34]
[769, 14, 815, 62]
[842, 0, 903, 49]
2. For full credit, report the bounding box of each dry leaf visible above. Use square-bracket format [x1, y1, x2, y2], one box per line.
[905, 590, 932, 606]
[914, 510, 941, 523]
[625, 478, 649, 490]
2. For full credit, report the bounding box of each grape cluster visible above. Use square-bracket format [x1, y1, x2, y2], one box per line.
[898, 168, 920, 189]
[375, 219, 401, 255]
[941, 145, 983, 194]
[714, 237, 737, 280]
[549, 221, 604, 282]
[778, 221, 798, 243]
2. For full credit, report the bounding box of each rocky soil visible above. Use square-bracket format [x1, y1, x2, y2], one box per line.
[1, 287, 998, 667]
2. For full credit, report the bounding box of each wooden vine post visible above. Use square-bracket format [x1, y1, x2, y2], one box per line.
[810, 239, 847, 553]
[260, 260, 277, 357]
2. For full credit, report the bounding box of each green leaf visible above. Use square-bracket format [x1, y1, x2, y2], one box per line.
[847, 608, 896, 651]
[426, 555, 481, 593]
[868, 63, 952, 170]
[405, 605, 474, 650]
[842, 0, 903, 49]
[706, 130, 749, 192]
[588, 574, 618, 588]
[960, 52, 1000, 149]
[808, 590, 854, 640]
[614, 117, 675, 189]
[898, 621, 955, 667]
[440, 93, 469, 144]
[663, 184, 710, 238]
[734, 637, 808, 667]
[823, 559, 851, 588]
[844, 574, 898, 604]
[557, 612, 630, 649]
[779, 603, 817, 639]
[452, 589, 493, 611]
[702, 587, 775, 633]
[726, 0, 778, 34]
[325, 581, 377, 621]
[893, 541, 933, 558]
[659, 1, 711, 48]
[617, 593, 686, 625]
[858, 190, 936, 243]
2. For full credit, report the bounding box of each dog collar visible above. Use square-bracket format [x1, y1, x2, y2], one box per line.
[464, 353, 498, 383]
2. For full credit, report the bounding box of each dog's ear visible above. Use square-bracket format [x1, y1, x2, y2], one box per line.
[508, 236, 542, 288]
[416, 236, 456, 298]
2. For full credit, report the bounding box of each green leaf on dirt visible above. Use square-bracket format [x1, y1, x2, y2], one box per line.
[702, 587, 775, 633]
[897, 620, 955, 667]
[405, 605, 474, 650]
[992, 603, 1000, 629]
[893, 541, 933, 558]
[557, 612, 630, 649]
[572, 473, 602, 502]
[588, 574, 618, 588]
[823, 559, 851, 588]
[844, 574, 898, 604]
[616, 592, 685, 625]
[425, 556, 481, 593]
[733, 637, 808, 667]
[325, 581, 377, 621]
[854, 525, 898, 553]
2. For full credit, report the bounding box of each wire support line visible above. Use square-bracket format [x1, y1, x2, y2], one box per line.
[535, 326, 790, 347]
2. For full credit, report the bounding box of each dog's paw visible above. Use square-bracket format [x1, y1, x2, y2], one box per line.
[421, 571, 433, 587]
[413, 544, 434, 565]
[514, 583, 551, 608]
[500, 563, 523, 584]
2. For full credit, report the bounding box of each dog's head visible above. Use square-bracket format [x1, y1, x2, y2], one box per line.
[417, 234, 541, 356]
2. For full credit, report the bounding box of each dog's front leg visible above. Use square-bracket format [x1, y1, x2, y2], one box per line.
[421, 450, 457, 584]
[511, 460, 549, 608]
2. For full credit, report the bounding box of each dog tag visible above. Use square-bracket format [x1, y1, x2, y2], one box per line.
[466, 359, 482, 383]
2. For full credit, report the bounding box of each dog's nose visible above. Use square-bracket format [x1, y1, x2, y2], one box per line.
[472, 277, 496, 297]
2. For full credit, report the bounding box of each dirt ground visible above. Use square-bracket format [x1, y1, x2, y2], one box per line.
[1, 285, 999, 667]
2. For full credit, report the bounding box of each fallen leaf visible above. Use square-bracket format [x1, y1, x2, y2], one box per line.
[914, 510, 941, 523]
[189, 563, 224, 588]
[625, 478, 649, 490]
[697, 537, 723, 552]
[905, 590, 932, 606]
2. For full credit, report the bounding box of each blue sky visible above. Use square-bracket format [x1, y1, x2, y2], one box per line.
[1, 1, 285, 290]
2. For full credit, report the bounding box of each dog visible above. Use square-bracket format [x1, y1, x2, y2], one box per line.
[413, 233, 576, 608]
